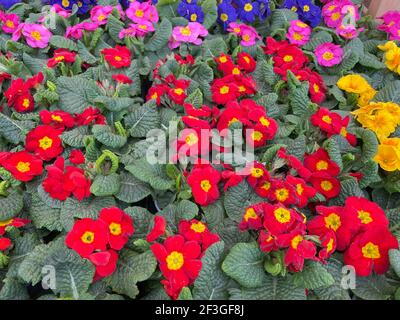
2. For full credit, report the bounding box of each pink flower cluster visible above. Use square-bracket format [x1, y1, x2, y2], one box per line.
[378, 11, 400, 40]
[168, 22, 208, 49]
[119, 1, 159, 38]
[315, 42, 343, 67]
[322, 0, 362, 39]
[227, 22, 261, 47]
[286, 20, 312, 46]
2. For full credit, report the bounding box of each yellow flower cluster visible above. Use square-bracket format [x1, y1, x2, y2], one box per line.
[337, 74, 376, 107]
[373, 138, 400, 172]
[378, 41, 400, 75]
[352, 101, 400, 140]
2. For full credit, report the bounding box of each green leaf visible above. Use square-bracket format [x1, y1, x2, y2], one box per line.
[146, 18, 172, 52]
[178, 287, 193, 300]
[60, 126, 90, 148]
[115, 171, 152, 204]
[193, 242, 229, 300]
[125, 101, 161, 138]
[0, 113, 35, 144]
[352, 275, 396, 300]
[106, 13, 125, 43]
[222, 242, 267, 288]
[0, 278, 29, 300]
[356, 128, 378, 163]
[23, 52, 46, 74]
[90, 173, 121, 197]
[125, 161, 173, 191]
[49, 35, 78, 51]
[303, 31, 333, 52]
[389, 249, 400, 278]
[92, 125, 127, 148]
[270, 9, 298, 35]
[374, 80, 400, 104]
[224, 181, 263, 223]
[106, 250, 157, 299]
[324, 138, 343, 170]
[359, 52, 385, 69]
[0, 191, 24, 221]
[185, 88, 203, 108]
[29, 193, 63, 232]
[124, 206, 153, 239]
[201, 0, 217, 29]
[203, 200, 225, 230]
[229, 275, 306, 300]
[329, 177, 364, 206]
[287, 71, 311, 117]
[56, 76, 103, 113]
[292, 261, 335, 290]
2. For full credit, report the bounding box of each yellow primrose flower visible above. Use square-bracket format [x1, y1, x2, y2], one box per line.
[373, 138, 400, 171]
[379, 41, 400, 74]
[358, 88, 377, 107]
[337, 74, 372, 95]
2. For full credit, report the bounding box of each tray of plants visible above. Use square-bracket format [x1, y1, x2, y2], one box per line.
[0, 0, 399, 302]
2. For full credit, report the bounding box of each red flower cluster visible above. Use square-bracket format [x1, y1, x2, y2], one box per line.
[211, 53, 257, 105]
[101, 45, 132, 69]
[25, 125, 63, 161]
[47, 49, 77, 68]
[150, 219, 219, 299]
[5, 72, 43, 112]
[42, 156, 91, 201]
[66, 207, 134, 280]
[263, 37, 327, 104]
[308, 197, 398, 276]
[0, 151, 43, 182]
[311, 107, 357, 146]
[240, 202, 317, 272]
[0, 218, 30, 251]
[146, 74, 191, 106]
[187, 164, 221, 206]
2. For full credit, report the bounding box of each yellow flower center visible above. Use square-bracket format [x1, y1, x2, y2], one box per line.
[31, 31, 42, 41]
[323, 51, 334, 61]
[6, 20, 14, 28]
[274, 207, 291, 223]
[326, 238, 334, 252]
[244, 208, 258, 222]
[275, 188, 289, 202]
[332, 12, 341, 21]
[340, 127, 348, 137]
[244, 3, 253, 11]
[252, 131, 264, 142]
[293, 32, 303, 41]
[22, 98, 30, 109]
[316, 160, 328, 171]
[0, 219, 13, 227]
[55, 56, 65, 62]
[219, 85, 229, 94]
[243, 56, 250, 64]
[291, 235, 303, 249]
[228, 117, 239, 126]
[16, 161, 30, 173]
[322, 115, 332, 124]
[190, 221, 206, 233]
[190, 13, 197, 21]
[357, 210, 373, 224]
[39, 136, 53, 150]
[135, 9, 144, 18]
[200, 180, 212, 192]
[313, 83, 320, 93]
[185, 133, 199, 146]
[283, 55, 293, 62]
[296, 183, 304, 195]
[251, 168, 263, 178]
[320, 180, 333, 191]
[219, 56, 228, 63]
[361, 242, 380, 259]
[291, 6, 297, 12]
[259, 116, 270, 127]
[62, 0, 70, 7]
[324, 213, 341, 231]
[242, 34, 250, 42]
[98, 14, 105, 21]
[51, 115, 63, 122]
[232, 67, 241, 75]
[81, 231, 95, 244]
[109, 222, 122, 236]
[166, 251, 184, 270]
[114, 56, 122, 61]
[261, 181, 271, 191]
[220, 13, 228, 22]
[181, 26, 191, 36]
[303, 5, 310, 12]
[151, 92, 158, 100]
[174, 88, 184, 95]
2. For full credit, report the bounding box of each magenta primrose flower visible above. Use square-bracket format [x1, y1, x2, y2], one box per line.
[315, 42, 343, 67]
[378, 11, 400, 40]
[126, 1, 159, 24]
[66, 21, 99, 40]
[286, 20, 311, 46]
[22, 24, 52, 48]
[322, 0, 359, 29]
[168, 22, 208, 49]
[119, 21, 155, 39]
[0, 13, 20, 34]
[227, 22, 260, 47]
[90, 5, 114, 25]
[51, 4, 72, 18]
